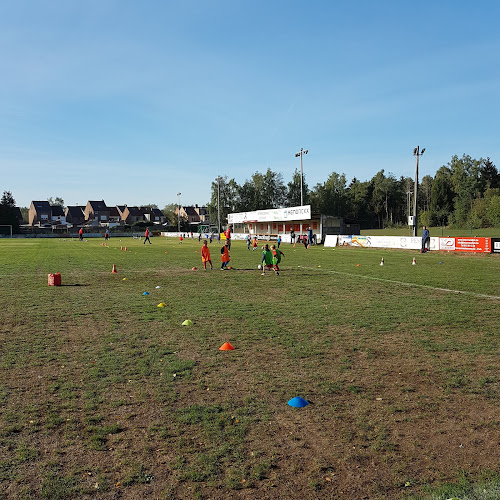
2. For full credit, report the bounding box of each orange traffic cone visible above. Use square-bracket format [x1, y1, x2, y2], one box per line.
[219, 342, 234, 351]
[111, 264, 118, 273]
[412, 257, 416, 265]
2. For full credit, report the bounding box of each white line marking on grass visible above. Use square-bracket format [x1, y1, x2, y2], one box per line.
[300, 266, 500, 301]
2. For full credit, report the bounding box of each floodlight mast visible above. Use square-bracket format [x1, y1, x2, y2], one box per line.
[295, 148, 308, 206]
[216, 176, 223, 234]
[177, 192, 181, 233]
[412, 146, 425, 237]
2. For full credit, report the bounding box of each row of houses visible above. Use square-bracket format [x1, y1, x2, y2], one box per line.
[27, 200, 210, 228]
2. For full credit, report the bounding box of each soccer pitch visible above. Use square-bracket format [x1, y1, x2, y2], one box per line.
[0, 237, 499, 499]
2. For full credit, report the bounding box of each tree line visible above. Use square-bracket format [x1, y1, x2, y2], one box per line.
[207, 154, 500, 229]
[2, 153, 499, 234]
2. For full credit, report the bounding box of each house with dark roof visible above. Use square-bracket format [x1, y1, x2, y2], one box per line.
[178, 206, 201, 224]
[116, 205, 127, 218]
[84, 200, 110, 224]
[29, 201, 52, 226]
[108, 207, 122, 225]
[65, 206, 86, 226]
[141, 207, 166, 224]
[50, 205, 66, 224]
[121, 206, 144, 225]
[12, 207, 24, 224]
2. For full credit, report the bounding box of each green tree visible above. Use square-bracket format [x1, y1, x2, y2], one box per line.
[479, 157, 500, 191]
[346, 178, 372, 227]
[0, 191, 19, 233]
[207, 176, 239, 230]
[420, 175, 433, 213]
[310, 172, 348, 216]
[449, 154, 483, 226]
[286, 169, 309, 207]
[485, 189, 500, 227]
[430, 166, 454, 226]
[47, 197, 65, 208]
[162, 203, 177, 227]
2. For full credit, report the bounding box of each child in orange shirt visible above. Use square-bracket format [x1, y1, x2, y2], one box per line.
[252, 237, 258, 251]
[220, 242, 230, 270]
[201, 240, 213, 270]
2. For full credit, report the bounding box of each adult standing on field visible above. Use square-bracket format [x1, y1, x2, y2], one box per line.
[79, 227, 83, 241]
[144, 227, 151, 244]
[421, 226, 430, 253]
[307, 226, 313, 247]
[290, 228, 295, 245]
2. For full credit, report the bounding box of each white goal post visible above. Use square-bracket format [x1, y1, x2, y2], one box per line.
[0, 225, 13, 237]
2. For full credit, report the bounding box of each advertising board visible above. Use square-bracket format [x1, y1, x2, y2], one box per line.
[454, 237, 491, 253]
[491, 238, 500, 254]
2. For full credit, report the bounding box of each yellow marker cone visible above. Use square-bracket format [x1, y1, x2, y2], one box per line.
[157, 303, 166, 308]
[182, 319, 193, 326]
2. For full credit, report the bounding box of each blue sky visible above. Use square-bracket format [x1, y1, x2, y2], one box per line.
[1, 1, 499, 209]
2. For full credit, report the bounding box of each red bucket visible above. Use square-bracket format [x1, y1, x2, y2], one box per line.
[48, 273, 62, 286]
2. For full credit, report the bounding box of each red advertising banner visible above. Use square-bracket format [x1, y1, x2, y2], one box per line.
[454, 237, 491, 253]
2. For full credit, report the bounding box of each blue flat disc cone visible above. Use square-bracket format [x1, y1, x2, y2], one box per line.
[287, 396, 309, 408]
[142, 292, 150, 295]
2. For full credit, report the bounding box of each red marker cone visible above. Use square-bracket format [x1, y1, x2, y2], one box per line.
[121, 246, 123, 250]
[124, 247, 127, 252]
[192, 267, 197, 270]
[219, 342, 234, 351]
[111, 264, 118, 273]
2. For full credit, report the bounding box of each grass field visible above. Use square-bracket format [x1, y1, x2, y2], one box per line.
[0, 236, 499, 499]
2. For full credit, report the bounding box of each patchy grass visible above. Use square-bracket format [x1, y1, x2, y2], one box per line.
[0, 237, 499, 499]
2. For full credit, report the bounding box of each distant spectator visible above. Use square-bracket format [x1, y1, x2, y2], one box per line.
[421, 226, 430, 253]
[79, 227, 83, 241]
[144, 228, 151, 244]
[290, 229, 295, 244]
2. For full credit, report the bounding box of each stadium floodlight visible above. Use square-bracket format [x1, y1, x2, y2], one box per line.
[295, 148, 308, 206]
[412, 146, 425, 237]
[177, 192, 181, 233]
[216, 176, 223, 234]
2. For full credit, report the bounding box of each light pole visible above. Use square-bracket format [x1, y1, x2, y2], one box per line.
[295, 147, 308, 206]
[216, 176, 223, 234]
[177, 192, 181, 233]
[406, 190, 413, 227]
[412, 146, 425, 237]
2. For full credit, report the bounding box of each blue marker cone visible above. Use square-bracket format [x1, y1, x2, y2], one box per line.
[142, 291, 150, 296]
[287, 396, 309, 408]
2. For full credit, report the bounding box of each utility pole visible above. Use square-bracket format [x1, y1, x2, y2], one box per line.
[216, 176, 223, 234]
[295, 148, 308, 206]
[177, 192, 181, 233]
[412, 146, 425, 237]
